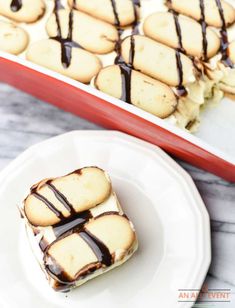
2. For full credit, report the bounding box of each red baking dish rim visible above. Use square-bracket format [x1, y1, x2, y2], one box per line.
[0, 56, 234, 182]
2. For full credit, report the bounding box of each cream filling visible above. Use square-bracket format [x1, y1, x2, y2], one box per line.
[207, 54, 235, 94]
[24, 191, 137, 291]
[165, 74, 224, 132]
[218, 66, 235, 94]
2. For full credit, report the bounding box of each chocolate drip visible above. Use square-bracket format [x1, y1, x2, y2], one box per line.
[53, 210, 92, 238]
[45, 255, 75, 284]
[175, 51, 187, 96]
[117, 35, 136, 103]
[39, 211, 92, 252]
[52, 0, 83, 68]
[32, 191, 64, 220]
[168, 2, 187, 96]
[171, 11, 185, 53]
[112, 0, 140, 104]
[39, 237, 49, 252]
[172, 12, 187, 95]
[199, 0, 208, 61]
[80, 230, 112, 266]
[10, 0, 22, 12]
[132, 0, 141, 34]
[215, 0, 234, 68]
[110, 0, 120, 26]
[47, 181, 76, 215]
[119, 66, 132, 102]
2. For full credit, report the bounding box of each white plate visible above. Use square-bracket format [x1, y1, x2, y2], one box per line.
[0, 131, 211, 308]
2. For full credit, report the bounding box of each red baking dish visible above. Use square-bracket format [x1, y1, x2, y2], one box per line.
[0, 52, 235, 181]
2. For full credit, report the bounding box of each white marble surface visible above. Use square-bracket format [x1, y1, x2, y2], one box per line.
[0, 82, 234, 307]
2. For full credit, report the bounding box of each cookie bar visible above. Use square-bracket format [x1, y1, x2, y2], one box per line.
[167, 0, 235, 96]
[0, 0, 45, 23]
[0, 20, 28, 55]
[21, 166, 138, 292]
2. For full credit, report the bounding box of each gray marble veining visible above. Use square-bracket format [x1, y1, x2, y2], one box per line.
[0, 82, 234, 307]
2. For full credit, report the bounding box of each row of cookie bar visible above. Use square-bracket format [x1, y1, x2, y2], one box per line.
[163, 0, 235, 96]
[95, 0, 235, 130]
[0, 0, 222, 130]
[21, 166, 138, 291]
[0, 0, 234, 131]
[26, 0, 140, 82]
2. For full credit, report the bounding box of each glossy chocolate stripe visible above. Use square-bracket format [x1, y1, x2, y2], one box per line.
[47, 181, 76, 215]
[113, 0, 140, 105]
[175, 50, 187, 96]
[119, 65, 132, 103]
[168, 1, 187, 96]
[45, 254, 75, 284]
[53, 210, 92, 238]
[80, 229, 112, 266]
[110, 0, 120, 26]
[10, 0, 22, 12]
[32, 192, 64, 219]
[215, 0, 234, 68]
[199, 0, 208, 61]
[52, 0, 83, 68]
[39, 236, 49, 252]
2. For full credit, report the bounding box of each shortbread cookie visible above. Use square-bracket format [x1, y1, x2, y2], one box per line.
[21, 166, 137, 291]
[26, 39, 102, 83]
[69, 0, 140, 26]
[46, 9, 118, 54]
[95, 65, 178, 118]
[0, 20, 28, 55]
[166, 0, 235, 28]
[121, 35, 195, 87]
[0, 0, 45, 23]
[143, 12, 220, 59]
[24, 167, 111, 226]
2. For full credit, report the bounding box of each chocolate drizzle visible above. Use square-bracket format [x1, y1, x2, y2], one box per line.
[116, 35, 136, 103]
[80, 230, 112, 266]
[175, 51, 187, 96]
[199, 0, 208, 61]
[111, 0, 140, 104]
[168, 1, 187, 96]
[45, 254, 75, 285]
[215, 0, 234, 68]
[110, 0, 120, 26]
[53, 210, 92, 238]
[10, 0, 22, 12]
[52, 0, 83, 68]
[47, 181, 76, 215]
[31, 177, 81, 222]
